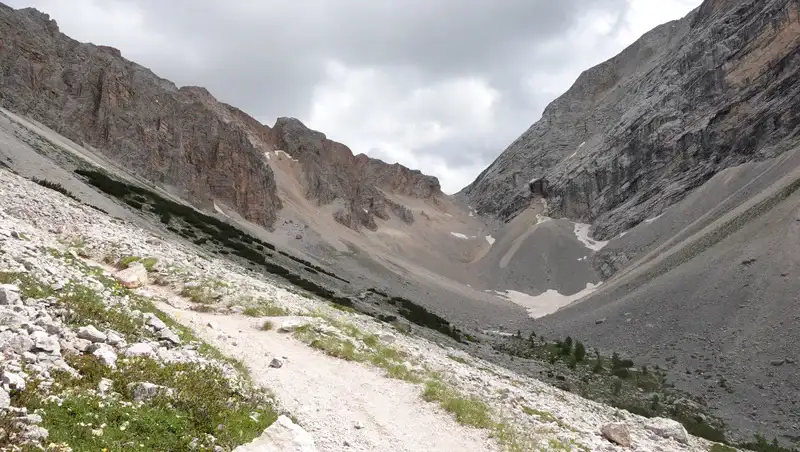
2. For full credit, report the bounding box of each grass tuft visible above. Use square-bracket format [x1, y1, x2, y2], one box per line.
[422, 379, 493, 429]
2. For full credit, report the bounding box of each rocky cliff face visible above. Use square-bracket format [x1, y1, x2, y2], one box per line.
[0, 5, 282, 228]
[462, 0, 800, 240]
[0, 3, 442, 233]
[271, 117, 441, 230]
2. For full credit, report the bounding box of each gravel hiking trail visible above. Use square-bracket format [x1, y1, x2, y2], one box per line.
[150, 289, 500, 452]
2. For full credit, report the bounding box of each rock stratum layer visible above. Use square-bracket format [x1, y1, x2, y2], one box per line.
[0, 4, 442, 232]
[462, 0, 800, 242]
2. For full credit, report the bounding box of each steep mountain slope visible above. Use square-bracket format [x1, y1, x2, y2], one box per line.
[457, 0, 800, 446]
[0, 4, 442, 235]
[0, 1, 602, 334]
[462, 0, 800, 247]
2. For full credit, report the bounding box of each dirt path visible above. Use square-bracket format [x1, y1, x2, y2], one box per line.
[153, 297, 499, 452]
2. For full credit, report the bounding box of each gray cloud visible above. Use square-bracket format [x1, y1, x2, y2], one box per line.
[5, 0, 700, 193]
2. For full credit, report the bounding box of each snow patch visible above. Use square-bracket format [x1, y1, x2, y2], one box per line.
[496, 283, 602, 318]
[213, 203, 230, 218]
[469, 212, 474, 217]
[644, 214, 663, 224]
[485, 235, 495, 245]
[362, 208, 369, 214]
[579, 141, 586, 148]
[618, 230, 629, 238]
[450, 232, 469, 239]
[577, 256, 587, 261]
[536, 214, 552, 224]
[573, 223, 609, 251]
[265, 149, 299, 162]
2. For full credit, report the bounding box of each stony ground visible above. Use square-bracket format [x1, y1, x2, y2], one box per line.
[0, 168, 734, 451]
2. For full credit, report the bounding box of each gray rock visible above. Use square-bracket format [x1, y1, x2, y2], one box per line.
[105, 330, 124, 346]
[601, 423, 632, 447]
[378, 333, 396, 344]
[2, 370, 26, 390]
[770, 359, 785, 366]
[269, 358, 283, 368]
[114, 262, 148, 289]
[645, 417, 689, 444]
[21, 426, 49, 442]
[92, 344, 118, 367]
[0, 388, 9, 409]
[125, 342, 155, 357]
[31, 331, 60, 354]
[23, 413, 43, 425]
[146, 314, 167, 331]
[128, 382, 173, 402]
[34, 318, 61, 335]
[0, 284, 21, 305]
[77, 325, 107, 343]
[71, 338, 92, 353]
[98, 378, 114, 394]
[5, 334, 34, 353]
[233, 415, 317, 452]
[159, 328, 181, 345]
[278, 318, 312, 333]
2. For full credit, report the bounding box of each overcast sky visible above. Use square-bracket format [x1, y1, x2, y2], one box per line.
[7, 0, 700, 194]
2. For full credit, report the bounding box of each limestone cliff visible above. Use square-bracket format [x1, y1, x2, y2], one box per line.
[0, 3, 443, 232]
[462, 0, 800, 240]
[0, 5, 282, 228]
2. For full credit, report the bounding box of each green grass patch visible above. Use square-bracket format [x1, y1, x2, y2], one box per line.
[56, 284, 146, 340]
[117, 255, 159, 271]
[261, 320, 274, 331]
[0, 271, 56, 299]
[422, 379, 493, 429]
[710, 445, 738, 452]
[238, 297, 290, 317]
[13, 354, 277, 451]
[180, 279, 226, 305]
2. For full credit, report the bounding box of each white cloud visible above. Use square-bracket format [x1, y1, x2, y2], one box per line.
[5, 0, 702, 195]
[308, 60, 501, 193]
[306, 1, 701, 194]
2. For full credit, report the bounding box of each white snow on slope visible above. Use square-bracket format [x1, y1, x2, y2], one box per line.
[644, 214, 663, 224]
[536, 214, 552, 224]
[573, 223, 609, 251]
[213, 203, 230, 219]
[485, 235, 495, 245]
[496, 283, 602, 318]
[450, 232, 469, 239]
[265, 149, 299, 162]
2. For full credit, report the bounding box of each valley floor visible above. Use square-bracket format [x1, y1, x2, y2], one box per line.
[0, 168, 731, 451]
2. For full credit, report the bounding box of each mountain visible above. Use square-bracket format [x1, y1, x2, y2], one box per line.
[462, 0, 800, 245]
[0, 4, 442, 234]
[3, 0, 800, 448]
[459, 0, 800, 446]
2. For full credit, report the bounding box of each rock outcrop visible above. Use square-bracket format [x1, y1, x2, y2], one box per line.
[271, 117, 442, 230]
[461, 0, 800, 240]
[0, 5, 282, 228]
[0, 3, 443, 233]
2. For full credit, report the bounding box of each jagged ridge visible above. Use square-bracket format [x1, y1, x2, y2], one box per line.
[462, 0, 800, 242]
[0, 3, 443, 232]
